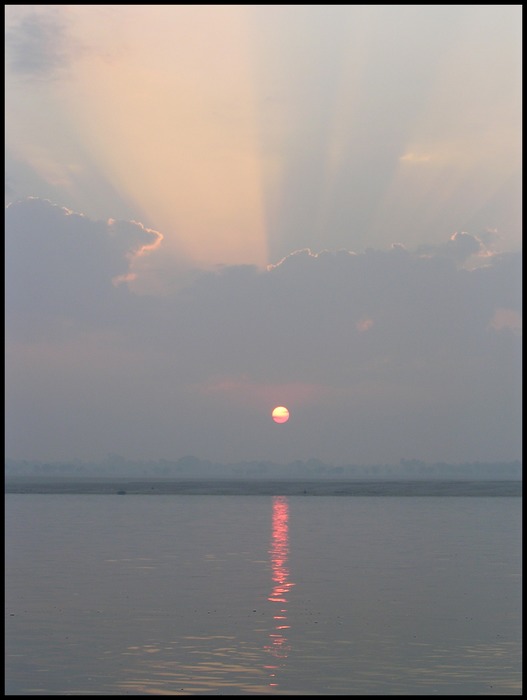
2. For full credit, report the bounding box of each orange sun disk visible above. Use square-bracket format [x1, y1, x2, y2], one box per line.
[272, 406, 290, 424]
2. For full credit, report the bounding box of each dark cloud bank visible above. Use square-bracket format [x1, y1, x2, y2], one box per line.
[5, 198, 522, 467]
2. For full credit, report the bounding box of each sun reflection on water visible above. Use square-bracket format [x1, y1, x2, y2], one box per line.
[264, 495, 295, 688]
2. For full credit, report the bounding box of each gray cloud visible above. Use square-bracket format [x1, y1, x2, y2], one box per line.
[5, 198, 161, 337]
[414, 232, 484, 265]
[4, 198, 522, 465]
[5, 11, 76, 80]
[166, 242, 520, 388]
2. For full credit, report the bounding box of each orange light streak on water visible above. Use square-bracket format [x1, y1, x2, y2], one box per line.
[264, 496, 295, 687]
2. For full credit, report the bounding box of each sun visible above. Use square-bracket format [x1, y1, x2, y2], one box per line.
[272, 406, 290, 424]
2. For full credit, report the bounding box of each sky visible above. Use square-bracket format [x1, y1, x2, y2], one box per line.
[5, 5, 522, 467]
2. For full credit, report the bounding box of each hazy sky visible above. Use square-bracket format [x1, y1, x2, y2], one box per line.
[5, 5, 522, 466]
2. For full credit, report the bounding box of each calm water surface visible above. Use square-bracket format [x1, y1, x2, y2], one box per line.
[5, 493, 522, 695]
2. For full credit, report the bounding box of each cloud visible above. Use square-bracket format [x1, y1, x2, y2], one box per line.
[5, 198, 162, 336]
[356, 318, 374, 333]
[414, 231, 490, 266]
[4, 198, 522, 464]
[5, 10, 77, 81]
[487, 308, 522, 336]
[168, 243, 521, 389]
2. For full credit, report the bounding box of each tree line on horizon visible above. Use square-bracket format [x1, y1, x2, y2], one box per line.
[4, 456, 522, 480]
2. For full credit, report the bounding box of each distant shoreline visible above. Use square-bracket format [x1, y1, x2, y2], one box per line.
[4, 478, 522, 497]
